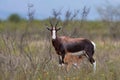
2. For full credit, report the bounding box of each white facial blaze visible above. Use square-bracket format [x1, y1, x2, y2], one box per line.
[52, 29, 56, 39]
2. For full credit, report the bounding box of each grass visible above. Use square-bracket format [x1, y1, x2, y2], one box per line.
[0, 21, 120, 80]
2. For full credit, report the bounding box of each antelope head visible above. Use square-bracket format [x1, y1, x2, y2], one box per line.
[47, 19, 61, 39]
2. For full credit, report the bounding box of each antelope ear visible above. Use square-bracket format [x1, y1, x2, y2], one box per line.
[57, 27, 61, 31]
[46, 27, 51, 31]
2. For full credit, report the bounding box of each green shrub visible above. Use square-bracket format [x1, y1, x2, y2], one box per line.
[8, 14, 21, 23]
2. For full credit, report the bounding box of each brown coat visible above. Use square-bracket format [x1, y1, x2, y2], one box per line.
[64, 52, 86, 72]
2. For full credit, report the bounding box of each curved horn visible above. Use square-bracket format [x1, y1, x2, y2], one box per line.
[49, 17, 53, 27]
[55, 20, 59, 27]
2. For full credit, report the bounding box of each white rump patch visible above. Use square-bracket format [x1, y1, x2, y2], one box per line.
[71, 50, 85, 56]
[91, 41, 96, 50]
[52, 30, 56, 39]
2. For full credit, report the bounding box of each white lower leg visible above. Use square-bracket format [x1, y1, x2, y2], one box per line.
[58, 63, 65, 67]
[93, 61, 96, 72]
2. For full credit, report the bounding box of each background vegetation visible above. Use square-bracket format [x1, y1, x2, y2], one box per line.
[0, 4, 120, 80]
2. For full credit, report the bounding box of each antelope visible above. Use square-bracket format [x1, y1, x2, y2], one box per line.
[64, 52, 86, 72]
[47, 20, 96, 72]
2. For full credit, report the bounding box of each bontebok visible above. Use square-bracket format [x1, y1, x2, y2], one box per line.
[47, 19, 96, 72]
